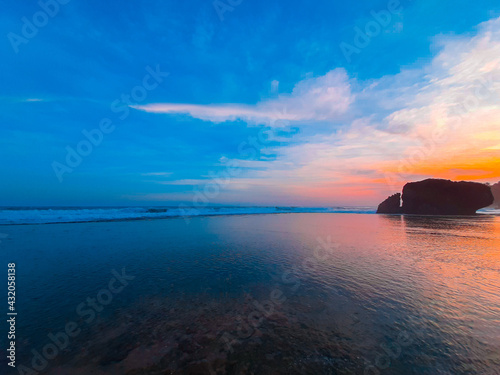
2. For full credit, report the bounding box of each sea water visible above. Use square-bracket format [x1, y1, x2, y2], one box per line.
[1, 213, 499, 374]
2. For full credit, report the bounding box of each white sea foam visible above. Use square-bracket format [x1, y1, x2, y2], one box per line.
[478, 207, 500, 215]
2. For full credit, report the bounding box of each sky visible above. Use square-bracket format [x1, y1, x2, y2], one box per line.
[1, 0, 500, 206]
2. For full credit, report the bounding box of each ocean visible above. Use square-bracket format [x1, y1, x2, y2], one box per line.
[0, 206, 376, 225]
[1, 211, 499, 374]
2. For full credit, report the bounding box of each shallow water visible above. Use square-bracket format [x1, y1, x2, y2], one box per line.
[1, 213, 499, 374]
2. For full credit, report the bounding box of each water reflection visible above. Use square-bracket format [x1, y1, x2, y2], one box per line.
[2, 213, 499, 374]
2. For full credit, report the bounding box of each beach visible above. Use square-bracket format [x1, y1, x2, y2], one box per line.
[1, 212, 499, 374]
[5, 0, 500, 373]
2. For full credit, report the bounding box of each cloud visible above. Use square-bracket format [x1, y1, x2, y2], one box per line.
[134, 16, 500, 205]
[133, 69, 353, 125]
[373, 16, 500, 184]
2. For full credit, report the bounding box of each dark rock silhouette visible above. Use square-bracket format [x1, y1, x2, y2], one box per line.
[402, 179, 493, 215]
[376, 193, 402, 214]
[377, 179, 494, 215]
[490, 182, 500, 208]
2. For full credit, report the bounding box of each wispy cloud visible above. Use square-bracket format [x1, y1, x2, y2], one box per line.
[133, 69, 353, 125]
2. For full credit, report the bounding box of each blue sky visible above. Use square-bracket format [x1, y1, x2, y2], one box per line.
[1, 0, 500, 206]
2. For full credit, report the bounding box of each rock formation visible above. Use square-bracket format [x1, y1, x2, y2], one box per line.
[490, 182, 500, 208]
[376, 193, 402, 214]
[377, 179, 494, 215]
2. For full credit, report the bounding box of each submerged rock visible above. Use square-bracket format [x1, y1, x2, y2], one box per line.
[377, 179, 494, 215]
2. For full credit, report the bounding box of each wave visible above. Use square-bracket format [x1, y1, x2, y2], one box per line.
[478, 207, 500, 215]
[0, 206, 376, 225]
